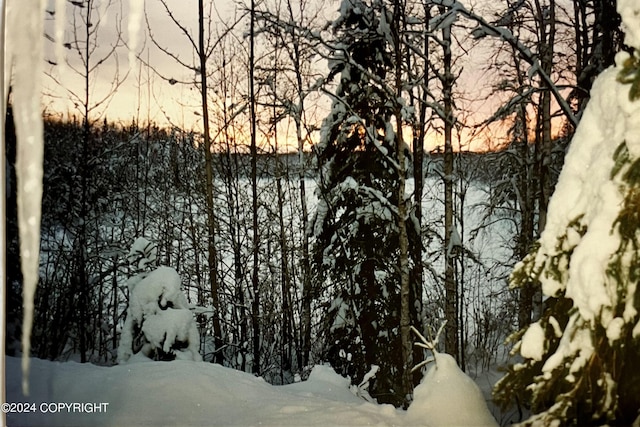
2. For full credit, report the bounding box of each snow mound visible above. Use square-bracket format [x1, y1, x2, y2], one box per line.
[407, 353, 499, 427]
[6, 358, 402, 427]
[306, 363, 352, 389]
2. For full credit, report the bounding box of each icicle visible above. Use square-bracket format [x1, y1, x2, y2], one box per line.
[5, 0, 47, 395]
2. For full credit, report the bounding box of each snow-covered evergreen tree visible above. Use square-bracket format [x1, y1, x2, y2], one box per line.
[118, 238, 202, 363]
[311, 0, 418, 407]
[494, 2, 640, 425]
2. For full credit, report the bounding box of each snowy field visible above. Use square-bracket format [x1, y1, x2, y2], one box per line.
[6, 355, 499, 427]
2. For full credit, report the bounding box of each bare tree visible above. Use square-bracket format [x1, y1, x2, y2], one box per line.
[44, 0, 128, 363]
[142, 0, 241, 364]
[253, 0, 324, 372]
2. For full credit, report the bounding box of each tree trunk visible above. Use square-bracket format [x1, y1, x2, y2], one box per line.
[249, 0, 261, 375]
[299, 151, 312, 370]
[392, 0, 413, 405]
[198, 0, 223, 364]
[441, 7, 459, 363]
[531, 0, 556, 323]
[287, 2, 313, 369]
[272, 60, 292, 376]
[408, 2, 430, 387]
[509, 41, 536, 329]
[534, 0, 554, 235]
[77, 1, 94, 363]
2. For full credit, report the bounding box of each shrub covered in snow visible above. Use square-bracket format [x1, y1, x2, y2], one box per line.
[494, 2, 640, 425]
[118, 239, 201, 363]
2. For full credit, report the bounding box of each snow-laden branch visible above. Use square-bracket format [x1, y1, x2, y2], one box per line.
[429, 0, 578, 128]
[480, 87, 536, 125]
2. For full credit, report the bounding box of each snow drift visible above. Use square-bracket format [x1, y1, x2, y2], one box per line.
[6, 355, 498, 427]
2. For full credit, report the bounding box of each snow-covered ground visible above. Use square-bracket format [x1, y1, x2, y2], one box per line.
[6, 355, 498, 427]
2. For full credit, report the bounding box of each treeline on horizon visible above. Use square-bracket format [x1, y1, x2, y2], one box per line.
[31, 113, 570, 182]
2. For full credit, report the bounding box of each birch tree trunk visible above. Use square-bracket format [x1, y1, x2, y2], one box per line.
[441, 6, 459, 363]
[392, 0, 413, 405]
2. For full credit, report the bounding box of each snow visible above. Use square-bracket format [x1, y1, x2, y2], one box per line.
[606, 317, 625, 343]
[618, 0, 640, 52]
[548, 316, 562, 338]
[446, 226, 462, 257]
[129, 267, 188, 318]
[519, 322, 545, 361]
[533, 53, 640, 323]
[540, 317, 594, 380]
[141, 308, 201, 361]
[127, 236, 158, 270]
[7, 355, 499, 427]
[406, 353, 498, 427]
[634, 320, 640, 339]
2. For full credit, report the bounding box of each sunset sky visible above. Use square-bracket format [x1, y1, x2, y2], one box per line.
[40, 0, 563, 153]
[43, 0, 226, 130]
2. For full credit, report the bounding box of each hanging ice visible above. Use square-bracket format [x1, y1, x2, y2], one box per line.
[3, 0, 47, 396]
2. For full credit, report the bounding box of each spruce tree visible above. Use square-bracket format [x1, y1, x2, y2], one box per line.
[311, 0, 414, 407]
[494, 3, 640, 424]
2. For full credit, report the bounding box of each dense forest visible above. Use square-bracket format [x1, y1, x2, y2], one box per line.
[5, 0, 640, 425]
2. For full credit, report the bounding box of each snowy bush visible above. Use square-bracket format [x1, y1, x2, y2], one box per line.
[494, 2, 640, 425]
[126, 236, 158, 272]
[118, 239, 201, 363]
